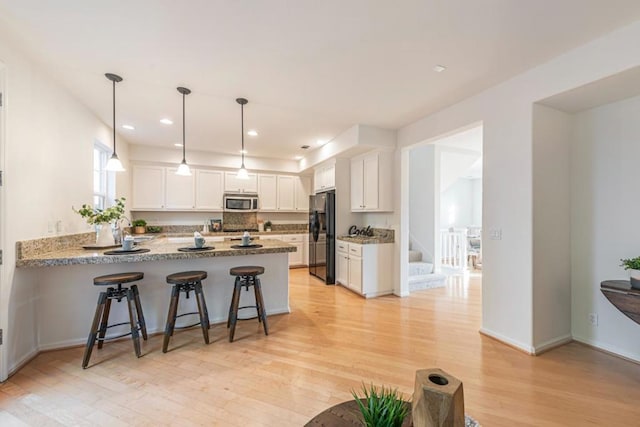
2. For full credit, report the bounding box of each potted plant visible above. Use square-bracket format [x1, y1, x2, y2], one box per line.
[73, 197, 126, 246]
[351, 383, 409, 427]
[132, 219, 147, 234]
[620, 256, 640, 288]
[264, 220, 272, 232]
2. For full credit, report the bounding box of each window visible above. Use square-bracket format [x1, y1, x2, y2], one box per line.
[93, 141, 115, 209]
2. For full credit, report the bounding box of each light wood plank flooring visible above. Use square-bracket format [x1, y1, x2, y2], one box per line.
[1, 270, 639, 426]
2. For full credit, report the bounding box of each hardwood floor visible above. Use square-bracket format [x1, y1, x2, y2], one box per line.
[1, 269, 640, 426]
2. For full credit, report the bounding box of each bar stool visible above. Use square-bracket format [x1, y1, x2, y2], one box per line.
[163, 270, 210, 353]
[227, 266, 268, 342]
[82, 272, 147, 369]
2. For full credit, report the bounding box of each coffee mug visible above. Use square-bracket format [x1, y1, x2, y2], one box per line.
[242, 235, 250, 246]
[194, 236, 205, 248]
[122, 239, 134, 251]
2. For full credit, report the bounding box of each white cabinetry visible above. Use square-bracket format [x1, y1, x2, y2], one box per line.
[225, 171, 257, 193]
[258, 174, 278, 210]
[195, 169, 224, 210]
[281, 234, 306, 267]
[350, 151, 393, 212]
[165, 168, 195, 209]
[313, 162, 336, 193]
[335, 240, 394, 298]
[132, 165, 165, 209]
[295, 176, 311, 211]
[277, 176, 296, 211]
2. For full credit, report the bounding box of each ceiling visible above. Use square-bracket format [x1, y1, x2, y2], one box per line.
[2, 1, 640, 161]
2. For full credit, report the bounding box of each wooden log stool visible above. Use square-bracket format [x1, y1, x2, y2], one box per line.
[162, 270, 210, 353]
[227, 266, 268, 342]
[82, 272, 147, 368]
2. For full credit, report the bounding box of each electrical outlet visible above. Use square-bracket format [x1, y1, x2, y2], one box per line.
[489, 228, 502, 240]
[588, 313, 598, 326]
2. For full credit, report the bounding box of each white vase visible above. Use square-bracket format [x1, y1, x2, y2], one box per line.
[96, 223, 114, 246]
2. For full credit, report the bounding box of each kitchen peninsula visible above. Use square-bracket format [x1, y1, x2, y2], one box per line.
[15, 234, 296, 352]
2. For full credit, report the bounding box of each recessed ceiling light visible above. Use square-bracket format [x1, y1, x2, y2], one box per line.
[174, 143, 183, 147]
[316, 139, 328, 146]
[122, 124, 135, 130]
[294, 155, 303, 160]
[300, 145, 310, 150]
[240, 149, 248, 154]
[160, 118, 173, 125]
[247, 130, 258, 137]
[433, 65, 447, 73]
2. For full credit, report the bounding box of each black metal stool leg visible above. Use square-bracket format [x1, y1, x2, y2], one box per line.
[97, 293, 112, 349]
[194, 282, 210, 344]
[163, 285, 180, 353]
[131, 284, 148, 340]
[83, 291, 107, 368]
[228, 279, 243, 342]
[126, 289, 142, 358]
[227, 276, 240, 329]
[254, 277, 269, 335]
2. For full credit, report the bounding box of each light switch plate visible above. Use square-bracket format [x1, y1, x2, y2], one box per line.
[489, 228, 502, 240]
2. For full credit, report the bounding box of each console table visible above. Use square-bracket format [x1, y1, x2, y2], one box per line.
[600, 280, 640, 324]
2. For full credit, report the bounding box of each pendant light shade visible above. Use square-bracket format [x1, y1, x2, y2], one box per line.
[236, 97, 249, 179]
[105, 73, 125, 172]
[175, 86, 192, 176]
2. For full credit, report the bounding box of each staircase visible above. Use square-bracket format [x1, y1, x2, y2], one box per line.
[408, 248, 446, 292]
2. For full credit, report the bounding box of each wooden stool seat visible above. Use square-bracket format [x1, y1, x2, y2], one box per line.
[83, 272, 147, 369]
[94, 272, 144, 286]
[230, 266, 264, 276]
[166, 270, 208, 284]
[162, 270, 210, 353]
[227, 265, 268, 342]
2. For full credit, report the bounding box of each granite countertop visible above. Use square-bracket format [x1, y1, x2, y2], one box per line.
[337, 235, 386, 244]
[17, 237, 296, 268]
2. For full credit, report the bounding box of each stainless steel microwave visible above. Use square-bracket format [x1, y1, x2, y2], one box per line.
[223, 193, 259, 212]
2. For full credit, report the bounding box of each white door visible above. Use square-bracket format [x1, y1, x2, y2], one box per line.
[351, 158, 364, 210]
[362, 153, 379, 210]
[195, 169, 224, 210]
[336, 252, 349, 285]
[165, 168, 195, 209]
[132, 165, 165, 209]
[258, 174, 277, 210]
[348, 256, 363, 293]
[294, 176, 311, 211]
[277, 175, 295, 210]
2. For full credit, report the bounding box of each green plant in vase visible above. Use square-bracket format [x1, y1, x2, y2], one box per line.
[351, 383, 409, 427]
[132, 219, 147, 234]
[73, 197, 126, 245]
[620, 256, 640, 287]
[264, 220, 272, 232]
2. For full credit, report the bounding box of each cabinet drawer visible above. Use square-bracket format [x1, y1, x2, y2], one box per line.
[348, 243, 362, 257]
[281, 234, 304, 243]
[337, 241, 349, 254]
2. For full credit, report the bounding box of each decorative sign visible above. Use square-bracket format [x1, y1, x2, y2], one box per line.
[349, 225, 374, 237]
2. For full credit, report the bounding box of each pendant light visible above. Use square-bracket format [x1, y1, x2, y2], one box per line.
[175, 86, 192, 176]
[105, 73, 125, 172]
[236, 97, 249, 179]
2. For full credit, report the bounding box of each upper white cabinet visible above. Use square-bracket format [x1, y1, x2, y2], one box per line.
[165, 168, 196, 209]
[258, 174, 278, 210]
[294, 175, 311, 211]
[350, 151, 393, 212]
[277, 175, 296, 211]
[132, 165, 166, 209]
[313, 162, 336, 193]
[224, 171, 257, 193]
[195, 169, 224, 210]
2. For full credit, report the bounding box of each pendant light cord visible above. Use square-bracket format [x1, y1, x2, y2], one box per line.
[182, 91, 186, 162]
[112, 79, 117, 156]
[241, 102, 245, 167]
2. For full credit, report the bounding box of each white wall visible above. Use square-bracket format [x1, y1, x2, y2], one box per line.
[397, 20, 640, 353]
[440, 178, 479, 229]
[409, 144, 436, 263]
[471, 178, 482, 226]
[532, 104, 572, 351]
[0, 23, 132, 378]
[571, 94, 640, 360]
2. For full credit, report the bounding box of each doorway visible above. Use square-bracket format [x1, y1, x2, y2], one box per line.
[0, 62, 6, 381]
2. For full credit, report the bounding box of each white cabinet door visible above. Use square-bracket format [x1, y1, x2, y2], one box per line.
[337, 252, 349, 286]
[132, 165, 165, 209]
[348, 255, 363, 293]
[295, 176, 311, 211]
[288, 242, 304, 266]
[324, 164, 336, 190]
[363, 153, 379, 210]
[351, 158, 364, 210]
[195, 169, 224, 210]
[277, 175, 295, 210]
[258, 174, 278, 210]
[225, 171, 257, 193]
[165, 168, 195, 209]
[313, 168, 323, 193]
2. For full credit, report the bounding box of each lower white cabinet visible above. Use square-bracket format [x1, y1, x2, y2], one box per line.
[335, 241, 394, 298]
[281, 234, 306, 267]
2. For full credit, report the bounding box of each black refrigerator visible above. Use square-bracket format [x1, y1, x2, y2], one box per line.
[309, 191, 335, 284]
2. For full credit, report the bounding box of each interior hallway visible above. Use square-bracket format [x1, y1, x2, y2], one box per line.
[0, 269, 638, 426]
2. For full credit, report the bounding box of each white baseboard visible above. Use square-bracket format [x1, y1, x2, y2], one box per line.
[8, 347, 39, 377]
[572, 335, 640, 364]
[479, 327, 535, 354]
[533, 334, 572, 355]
